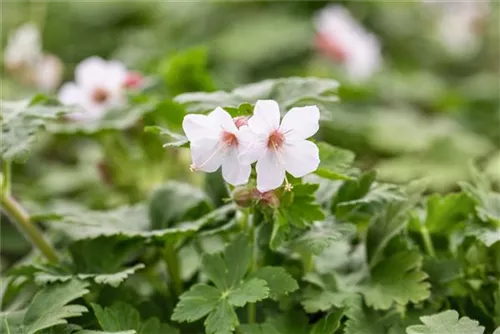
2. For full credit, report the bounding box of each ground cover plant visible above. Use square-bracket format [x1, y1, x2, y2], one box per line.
[1, 2, 499, 334]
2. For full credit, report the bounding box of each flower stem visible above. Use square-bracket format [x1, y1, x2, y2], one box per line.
[421, 226, 436, 257]
[1, 194, 58, 263]
[2, 160, 11, 196]
[247, 212, 259, 324]
[163, 243, 183, 297]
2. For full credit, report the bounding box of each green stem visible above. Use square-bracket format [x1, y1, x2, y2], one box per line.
[163, 243, 183, 297]
[1, 194, 58, 263]
[247, 213, 258, 324]
[421, 226, 436, 257]
[2, 160, 11, 196]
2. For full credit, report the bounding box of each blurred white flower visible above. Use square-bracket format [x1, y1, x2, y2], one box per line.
[315, 5, 382, 82]
[183, 107, 255, 186]
[4, 23, 42, 71]
[35, 55, 64, 92]
[58, 57, 129, 121]
[241, 100, 320, 192]
[3, 23, 64, 92]
[436, 2, 489, 57]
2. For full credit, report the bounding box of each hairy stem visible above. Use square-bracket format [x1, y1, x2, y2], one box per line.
[1, 194, 58, 263]
[247, 212, 259, 324]
[2, 160, 11, 196]
[421, 226, 436, 257]
[163, 243, 183, 297]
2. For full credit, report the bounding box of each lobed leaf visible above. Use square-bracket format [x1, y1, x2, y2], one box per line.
[406, 310, 485, 334]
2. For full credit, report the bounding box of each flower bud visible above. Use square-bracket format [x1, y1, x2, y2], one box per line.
[123, 72, 143, 89]
[233, 116, 249, 129]
[253, 189, 280, 209]
[232, 187, 254, 207]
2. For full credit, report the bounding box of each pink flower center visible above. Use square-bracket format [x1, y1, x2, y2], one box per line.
[222, 131, 238, 146]
[267, 129, 284, 149]
[92, 87, 109, 104]
[233, 116, 249, 129]
[123, 72, 143, 89]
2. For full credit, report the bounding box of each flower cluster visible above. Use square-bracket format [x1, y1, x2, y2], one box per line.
[182, 100, 320, 192]
[3, 23, 63, 92]
[314, 5, 381, 82]
[58, 57, 143, 122]
[434, 2, 489, 58]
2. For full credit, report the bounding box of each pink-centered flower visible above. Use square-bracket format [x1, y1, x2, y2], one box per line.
[314, 5, 381, 82]
[182, 108, 254, 186]
[241, 100, 320, 192]
[58, 57, 137, 121]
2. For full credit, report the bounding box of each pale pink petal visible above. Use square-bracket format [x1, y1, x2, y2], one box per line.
[75, 56, 107, 89]
[222, 147, 251, 186]
[237, 126, 266, 164]
[58, 83, 82, 106]
[190, 138, 225, 173]
[248, 100, 281, 135]
[282, 140, 320, 178]
[208, 107, 238, 133]
[104, 60, 128, 88]
[280, 106, 320, 140]
[256, 149, 285, 192]
[182, 114, 218, 141]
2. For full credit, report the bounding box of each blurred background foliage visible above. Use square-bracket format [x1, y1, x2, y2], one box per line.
[1, 0, 499, 203]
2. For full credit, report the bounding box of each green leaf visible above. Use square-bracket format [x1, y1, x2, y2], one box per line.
[344, 297, 397, 334]
[360, 251, 430, 310]
[279, 183, 325, 228]
[405, 310, 485, 334]
[315, 142, 355, 181]
[250, 267, 298, 300]
[0, 280, 90, 334]
[92, 302, 141, 332]
[309, 310, 343, 334]
[149, 182, 212, 229]
[92, 302, 178, 334]
[171, 284, 221, 323]
[172, 235, 274, 333]
[1, 99, 70, 161]
[201, 234, 252, 290]
[227, 278, 269, 307]
[34, 202, 235, 243]
[174, 77, 338, 113]
[158, 46, 215, 96]
[46, 103, 156, 135]
[239, 312, 309, 334]
[9, 263, 145, 288]
[204, 300, 238, 334]
[143, 126, 188, 147]
[366, 201, 412, 267]
[287, 221, 356, 256]
[423, 193, 474, 234]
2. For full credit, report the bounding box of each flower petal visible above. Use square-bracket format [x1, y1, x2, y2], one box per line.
[190, 138, 225, 173]
[248, 100, 281, 135]
[58, 83, 82, 106]
[183, 114, 218, 141]
[208, 107, 237, 133]
[222, 147, 251, 186]
[238, 126, 266, 164]
[282, 140, 320, 178]
[256, 149, 285, 192]
[75, 56, 107, 89]
[103, 60, 128, 89]
[280, 106, 320, 140]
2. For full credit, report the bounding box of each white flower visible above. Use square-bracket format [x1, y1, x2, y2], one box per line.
[241, 100, 320, 192]
[4, 23, 42, 70]
[314, 5, 381, 82]
[182, 107, 254, 186]
[58, 57, 128, 121]
[436, 2, 489, 57]
[35, 55, 64, 92]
